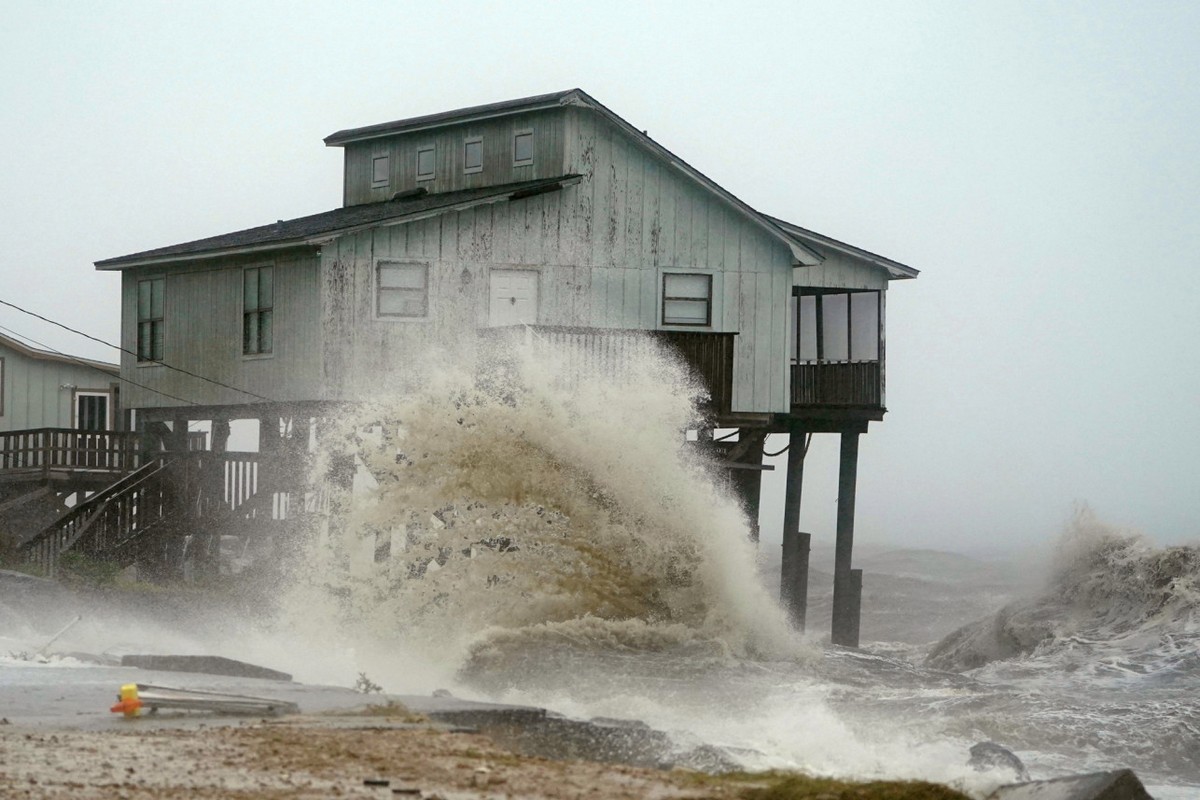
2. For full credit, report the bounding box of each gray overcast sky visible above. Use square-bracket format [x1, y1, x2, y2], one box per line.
[2, 2, 1196, 552]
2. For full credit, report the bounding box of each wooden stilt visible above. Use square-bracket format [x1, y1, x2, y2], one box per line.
[832, 430, 860, 646]
[780, 428, 808, 629]
[730, 428, 765, 543]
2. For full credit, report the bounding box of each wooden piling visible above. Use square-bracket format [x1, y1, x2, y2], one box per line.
[780, 428, 808, 628]
[831, 430, 860, 646]
[847, 568, 862, 648]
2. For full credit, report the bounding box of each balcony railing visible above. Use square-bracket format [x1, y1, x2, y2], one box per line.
[791, 361, 882, 408]
[480, 326, 736, 415]
[0, 428, 142, 474]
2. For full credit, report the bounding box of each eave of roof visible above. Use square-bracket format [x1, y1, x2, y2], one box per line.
[95, 176, 581, 270]
[0, 332, 119, 373]
[324, 90, 578, 146]
[325, 89, 824, 267]
[765, 215, 919, 280]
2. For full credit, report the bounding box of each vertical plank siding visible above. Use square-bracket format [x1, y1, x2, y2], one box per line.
[0, 344, 117, 432]
[791, 362, 882, 407]
[121, 251, 322, 409]
[343, 109, 568, 207]
[124, 105, 896, 418]
[319, 107, 798, 413]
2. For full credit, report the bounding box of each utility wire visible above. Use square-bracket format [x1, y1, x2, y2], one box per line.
[0, 296, 274, 402]
[0, 323, 199, 407]
[763, 433, 810, 458]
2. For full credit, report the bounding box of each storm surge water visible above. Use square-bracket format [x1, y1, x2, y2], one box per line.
[271, 335, 1009, 794]
[922, 510, 1200, 788]
[279, 333, 803, 686]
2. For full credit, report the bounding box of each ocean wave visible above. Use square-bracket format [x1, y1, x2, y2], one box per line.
[276, 334, 808, 691]
[926, 508, 1199, 679]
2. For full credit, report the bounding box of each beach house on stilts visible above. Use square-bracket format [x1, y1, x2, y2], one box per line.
[2, 90, 917, 645]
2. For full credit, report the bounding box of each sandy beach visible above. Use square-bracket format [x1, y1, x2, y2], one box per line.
[0, 711, 973, 800]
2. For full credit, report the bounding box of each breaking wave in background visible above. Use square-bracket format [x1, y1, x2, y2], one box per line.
[918, 509, 1200, 786]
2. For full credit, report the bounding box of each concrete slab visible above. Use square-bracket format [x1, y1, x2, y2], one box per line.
[120, 654, 292, 681]
[988, 769, 1152, 800]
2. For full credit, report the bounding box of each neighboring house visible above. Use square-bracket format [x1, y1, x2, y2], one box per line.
[89, 89, 919, 642]
[0, 332, 119, 433]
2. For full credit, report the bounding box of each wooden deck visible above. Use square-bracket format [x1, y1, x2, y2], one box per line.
[0, 428, 142, 484]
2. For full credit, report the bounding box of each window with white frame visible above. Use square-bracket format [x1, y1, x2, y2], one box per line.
[377, 261, 429, 318]
[243, 265, 274, 355]
[513, 130, 533, 166]
[661, 273, 712, 326]
[416, 146, 435, 180]
[464, 137, 483, 174]
[371, 154, 390, 188]
[137, 277, 165, 361]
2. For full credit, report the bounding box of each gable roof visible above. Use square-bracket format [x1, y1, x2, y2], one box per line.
[0, 331, 119, 373]
[324, 89, 825, 267]
[96, 176, 580, 269]
[765, 216, 919, 279]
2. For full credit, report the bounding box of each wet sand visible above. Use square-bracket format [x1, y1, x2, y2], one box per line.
[0, 716, 722, 800]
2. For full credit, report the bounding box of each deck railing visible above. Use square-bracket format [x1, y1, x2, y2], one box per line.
[791, 361, 882, 408]
[18, 448, 321, 577]
[21, 456, 178, 576]
[480, 326, 736, 415]
[0, 428, 142, 474]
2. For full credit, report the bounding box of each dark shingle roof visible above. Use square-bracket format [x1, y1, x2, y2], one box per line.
[96, 176, 579, 269]
[324, 90, 578, 146]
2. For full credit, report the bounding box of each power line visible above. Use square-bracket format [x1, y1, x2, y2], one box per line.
[763, 433, 810, 458]
[0, 296, 274, 402]
[0, 323, 199, 407]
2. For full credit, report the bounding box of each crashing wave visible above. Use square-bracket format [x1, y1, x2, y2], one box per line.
[926, 508, 1200, 674]
[278, 333, 807, 691]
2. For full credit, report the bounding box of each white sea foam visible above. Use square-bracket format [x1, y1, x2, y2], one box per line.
[275, 334, 807, 684]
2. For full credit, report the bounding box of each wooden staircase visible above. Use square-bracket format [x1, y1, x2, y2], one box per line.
[17, 451, 295, 580]
[21, 456, 181, 577]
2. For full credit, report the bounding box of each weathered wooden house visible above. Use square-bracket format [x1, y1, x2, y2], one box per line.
[0, 332, 119, 434]
[10, 90, 918, 643]
[0, 333, 126, 550]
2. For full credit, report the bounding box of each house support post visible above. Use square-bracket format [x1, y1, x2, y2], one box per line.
[730, 428, 765, 543]
[831, 429, 861, 647]
[258, 413, 281, 520]
[158, 411, 193, 580]
[780, 428, 809, 630]
[196, 419, 231, 579]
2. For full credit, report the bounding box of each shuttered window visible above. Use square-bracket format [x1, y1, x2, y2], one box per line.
[513, 131, 533, 165]
[464, 137, 483, 174]
[371, 155, 389, 188]
[377, 261, 428, 318]
[243, 266, 274, 355]
[137, 277, 165, 362]
[416, 146, 435, 180]
[662, 273, 712, 326]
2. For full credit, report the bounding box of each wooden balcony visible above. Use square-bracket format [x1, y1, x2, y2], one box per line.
[0, 428, 142, 483]
[479, 326, 736, 416]
[791, 361, 884, 419]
